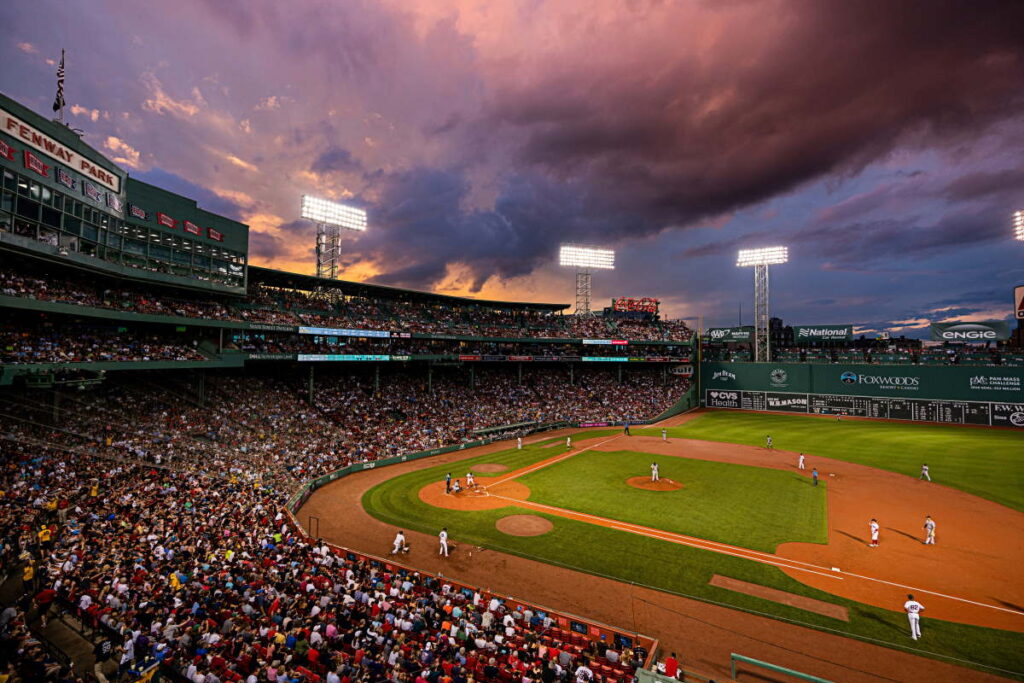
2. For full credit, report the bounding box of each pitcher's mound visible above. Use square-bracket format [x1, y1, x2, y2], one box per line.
[627, 476, 682, 491]
[473, 464, 509, 473]
[495, 514, 554, 537]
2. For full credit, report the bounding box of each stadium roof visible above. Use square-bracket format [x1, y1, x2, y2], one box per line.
[249, 266, 570, 311]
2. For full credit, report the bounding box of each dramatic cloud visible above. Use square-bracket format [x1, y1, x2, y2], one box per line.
[1, 0, 1022, 331]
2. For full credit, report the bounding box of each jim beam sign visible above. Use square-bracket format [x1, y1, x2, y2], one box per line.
[1, 105, 121, 192]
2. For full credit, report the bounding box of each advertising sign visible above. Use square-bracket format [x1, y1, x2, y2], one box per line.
[298, 326, 390, 338]
[929, 321, 1011, 341]
[793, 325, 852, 342]
[1, 105, 121, 191]
[705, 326, 754, 343]
[612, 297, 660, 314]
[1016, 286, 1024, 320]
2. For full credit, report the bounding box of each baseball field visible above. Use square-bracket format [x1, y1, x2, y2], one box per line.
[309, 411, 1024, 679]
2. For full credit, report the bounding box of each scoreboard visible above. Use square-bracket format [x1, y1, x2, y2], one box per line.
[705, 389, 1023, 428]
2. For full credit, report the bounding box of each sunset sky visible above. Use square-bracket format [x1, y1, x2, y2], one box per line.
[2, 0, 1023, 334]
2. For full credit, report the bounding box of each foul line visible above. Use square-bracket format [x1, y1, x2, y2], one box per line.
[485, 491, 843, 580]
[483, 435, 623, 489]
[483, 492, 1024, 618]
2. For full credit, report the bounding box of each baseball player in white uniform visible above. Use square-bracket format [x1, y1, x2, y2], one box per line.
[798, 454, 806, 470]
[661, 428, 667, 442]
[904, 594, 925, 639]
[868, 519, 879, 547]
[517, 437, 523, 450]
[766, 435, 773, 449]
[466, 472, 476, 488]
[923, 515, 936, 545]
[566, 436, 572, 450]
[920, 464, 931, 481]
[651, 462, 660, 482]
[439, 527, 450, 557]
[392, 530, 409, 555]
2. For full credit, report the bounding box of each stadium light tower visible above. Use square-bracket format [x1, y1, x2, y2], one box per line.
[1015, 210, 1024, 241]
[559, 245, 615, 315]
[301, 195, 368, 280]
[737, 246, 788, 363]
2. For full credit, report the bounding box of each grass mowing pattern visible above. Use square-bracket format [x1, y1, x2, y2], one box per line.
[517, 450, 827, 552]
[640, 412, 1024, 512]
[361, 423, 1024, 677]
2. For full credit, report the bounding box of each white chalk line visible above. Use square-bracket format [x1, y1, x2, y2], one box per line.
[483, 496, 1023, 618]
[483, 435, 623, 489]
[485, 491, 842, 581]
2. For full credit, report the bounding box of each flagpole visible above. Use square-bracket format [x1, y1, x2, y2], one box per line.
[54, 49, 66, 125]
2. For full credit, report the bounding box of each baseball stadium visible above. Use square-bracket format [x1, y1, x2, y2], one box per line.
[1, 4, 1024, 683]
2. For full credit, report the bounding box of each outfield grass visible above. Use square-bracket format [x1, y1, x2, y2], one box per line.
[361, 420, 1024, 677]
[639, 412, 1024, 512]
[516, 449, 827, 552]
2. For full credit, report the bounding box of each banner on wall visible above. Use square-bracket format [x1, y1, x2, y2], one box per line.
[705, 326, 754, 343]
[1015, 286, 1024, 320]
[793, 325, 852, 342]
[929, 321, 1010, 341]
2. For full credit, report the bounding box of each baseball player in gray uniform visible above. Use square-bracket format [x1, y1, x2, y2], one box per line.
[924, 515, 936, 545]
[904, 594, 925, 639]
[919, 464, 931, 481]
[650, 462, 660, 482]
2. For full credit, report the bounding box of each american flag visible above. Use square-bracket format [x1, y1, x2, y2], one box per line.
[52, 49, 65, 113]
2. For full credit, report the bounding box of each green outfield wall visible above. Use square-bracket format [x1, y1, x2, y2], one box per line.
[700, 362, 1024, 427]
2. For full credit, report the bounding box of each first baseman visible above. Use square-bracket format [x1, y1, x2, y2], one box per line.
[651, 462, 660, 482]
[868, 519, 879, 547]
[923, 515, 936, 545]
[904, 594, 925, 639]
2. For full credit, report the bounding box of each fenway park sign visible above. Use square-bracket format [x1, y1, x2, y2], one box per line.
[1, 105, 121, 192]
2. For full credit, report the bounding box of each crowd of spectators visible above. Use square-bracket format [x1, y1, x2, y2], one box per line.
[0, 263, 693, 343]
[0, 327, 206, 365]
[1, 368, 688, 489]
[0, 366, 674, 682]
[231, 335, 690, 359]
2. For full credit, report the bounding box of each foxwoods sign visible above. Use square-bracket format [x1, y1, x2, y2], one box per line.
[840, 371, 920, 391]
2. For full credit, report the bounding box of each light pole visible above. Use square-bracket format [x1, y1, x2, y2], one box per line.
[559, 245, 615, 315]
[301, 195, 368, 281]
[737, 246, 788, 362]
